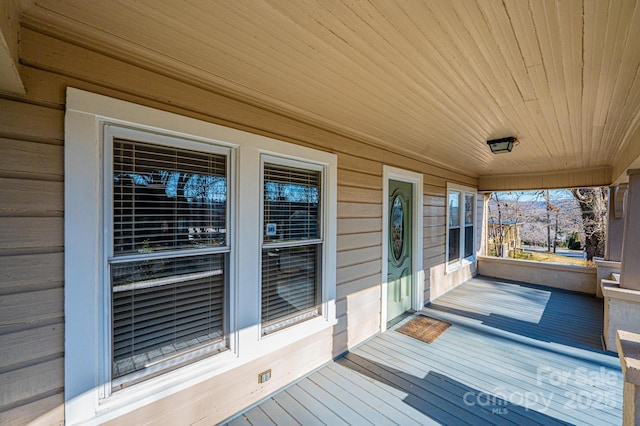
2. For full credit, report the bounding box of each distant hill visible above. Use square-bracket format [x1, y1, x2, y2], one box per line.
[487, 192, 583, 248]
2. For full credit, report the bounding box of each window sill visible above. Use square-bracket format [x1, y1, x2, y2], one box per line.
[259, 312, 337, 349]
[445, 257, 476, 275]
[94, 348, 238, 421]
[90, 313, 337, 423]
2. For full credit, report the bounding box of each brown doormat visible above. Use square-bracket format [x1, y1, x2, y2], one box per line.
[395, 315, 451, 344]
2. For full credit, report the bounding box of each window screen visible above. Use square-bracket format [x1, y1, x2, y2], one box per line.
[110, 139, 228, 386]
[261, 162, 322, 334]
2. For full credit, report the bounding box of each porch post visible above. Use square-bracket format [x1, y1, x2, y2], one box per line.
[479, 193, 490, 256]
[621, 170, 640, 290]
[605, 184, 626, 261]
[617, 330, 640, 426]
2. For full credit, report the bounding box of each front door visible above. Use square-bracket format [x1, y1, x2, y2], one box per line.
[387, 179, 413, 323]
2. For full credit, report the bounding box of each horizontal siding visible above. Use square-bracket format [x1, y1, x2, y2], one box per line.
[422, 178, 446, 303]
[337, 185, 382, 203]
[336, 273, 380, 300]
[337, 217, 381, 235]
[0, 139, 63, 180]
[0, 99, 64, 142]
[337, 231, 382, 252]
[0, 323, 64, 370]
[0, 96, 65, 425]
[0, 392, 63, 426]
[0, 24, 476, 425]
[0, 217, 63, 251]
[337, 259, 381, 286]
[0, 253, 63, 292]
[337, 201, 381, 218]
[423, 215, 445, 227]
[0, 178, 63, 216]
[336, 246, 380, 269]
[337, 168, 381, 189]
[0, 288, 63, 326]
[336, 154, 381, 175]
[335, 163, 384, 354]
[0, 358, 63, 407]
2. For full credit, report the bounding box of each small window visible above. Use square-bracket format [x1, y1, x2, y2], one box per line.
[448, 191, 461, 263]
[261, 161, 322, 334]
[108, 134, 230, 390]
[464, 193, 475, 258]
[447, 184, 476, 269]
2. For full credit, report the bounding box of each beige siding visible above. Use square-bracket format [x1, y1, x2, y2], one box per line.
[335, 158, 383, 351]
[104, 330, 335, 426]
[0, 94, 65, 425]
[0, 25, 477, 424]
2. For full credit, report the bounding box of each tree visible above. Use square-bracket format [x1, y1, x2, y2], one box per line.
[488, 190, 583, 252]
[568, 232, 581, 250]
[571, 187, 608, 260]
[487, 192, 505, 256]
[543, 190, 552, 252]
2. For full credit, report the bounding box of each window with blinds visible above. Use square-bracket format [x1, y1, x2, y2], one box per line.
[110, 138, 229, 387]
[447, 185, 476, 268]
[464, 193, 475, 258]
[261, 162, 322, 334]
[448, 191, 461, 263]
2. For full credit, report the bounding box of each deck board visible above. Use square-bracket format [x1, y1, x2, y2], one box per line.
[258, 399, 300, 426]
[270, 390, 324, 426]
[318, 366, 421, 425]
[296, 376, 372, 425]
[240, 407, 276, 426]
[325, 361, 437, 426]
[284, 385, 345, 425]
[223, 276, 622, 425]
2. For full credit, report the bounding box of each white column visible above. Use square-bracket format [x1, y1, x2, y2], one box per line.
[617, 331, 640, 425]
[621, 170, 640, 290]
[606, 184, 626, 261]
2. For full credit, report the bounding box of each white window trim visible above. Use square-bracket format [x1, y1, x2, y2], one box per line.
[64, 88, 337, 424]
[101, 124, 235, 397]
[446, 182, 477, 273]
[381, 166, 424, 331]
[259, 155, 327, 336]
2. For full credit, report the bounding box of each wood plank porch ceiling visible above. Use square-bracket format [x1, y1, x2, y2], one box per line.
[22, 0, 640, 182]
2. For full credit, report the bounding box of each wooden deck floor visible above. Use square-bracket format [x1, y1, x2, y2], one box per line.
[224, 277, 623, 425]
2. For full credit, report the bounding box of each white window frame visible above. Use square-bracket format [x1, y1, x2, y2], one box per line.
[446, 183, 477, 272]
[259, 156, 327, 335]
[102, 125, 234, 396]
[64, 88, 337, 424]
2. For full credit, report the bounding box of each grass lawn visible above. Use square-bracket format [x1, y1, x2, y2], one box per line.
[514, 250, 593, 266]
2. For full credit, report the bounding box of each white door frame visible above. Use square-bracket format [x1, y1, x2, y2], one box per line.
[381, 166, 424, 331]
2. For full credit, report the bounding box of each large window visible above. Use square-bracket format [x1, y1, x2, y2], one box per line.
[447, 183, 477, 269]
[261, 160, 323, 334]
[65, 88, 337, 424]
[107, 133, 230, 389]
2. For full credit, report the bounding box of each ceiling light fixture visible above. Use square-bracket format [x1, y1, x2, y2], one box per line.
[487, 136, 518, 154]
